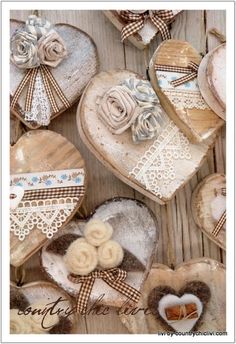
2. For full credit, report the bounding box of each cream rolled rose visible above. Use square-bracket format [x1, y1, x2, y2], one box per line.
[29, 301, 59, 332]
[64, 238, 98, 275]
[10, 30, 39, 69]
[98, 85, 139, 134]
[84, 219, 113, 246]
[98, 240, 124, 269]
[10, 309, 34, 334]
[38, 29, 67, 67]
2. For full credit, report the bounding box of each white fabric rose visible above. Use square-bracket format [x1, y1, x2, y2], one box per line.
[10, 30, 39, 69]
[98, 85, 139, 134]
[38, 29, 67, 67]
[98, 240, 124, 269]
[64, 238, 98, 275]
[84, 219, 113, 246]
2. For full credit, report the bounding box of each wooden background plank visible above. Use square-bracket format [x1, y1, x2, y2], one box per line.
[10, 9, 226, 333]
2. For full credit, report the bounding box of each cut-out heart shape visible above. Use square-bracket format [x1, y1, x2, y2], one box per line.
[10, 19, 99, 129]
[10, 185, 24, 210]
[149, 39, 224, 143]
[119, 258, 225, 333]
[191, 173, 226, 250]
[77, 70, 215, 204]
[198, 44, 226, 120]
[104, 11, 182, 50]
[10, 130, 87, 267]
[10, 281, 78, 334]
[41, 198, 158, 308]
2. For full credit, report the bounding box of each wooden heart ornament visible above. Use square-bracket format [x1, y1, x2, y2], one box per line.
[40, 198, 158, 308]
[119, 258, 226, 333]
[104, 10, 182, 50]
[149, 39, 224, 143]
[10, 130, 87, 267]
[10, 281, 77, 334]
[191, 173, 226, 250]
[77, 70, 215, 204]
[10, 17, 98, 129]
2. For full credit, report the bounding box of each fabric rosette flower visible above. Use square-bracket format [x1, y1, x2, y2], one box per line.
[98, 85, 139, 134]
[10, 30, 39, 69]
[38, 29, 67, 67]
[131, 106, 166, 143]
[84, 219, 113, 246]
[25, 14, 52, 39]
[98, 240, 124, 269]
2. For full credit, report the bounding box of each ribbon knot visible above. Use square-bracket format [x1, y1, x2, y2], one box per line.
[68, 268, 140, 314]
[120, 10, 173, 42]
[155, 61, 199, 87]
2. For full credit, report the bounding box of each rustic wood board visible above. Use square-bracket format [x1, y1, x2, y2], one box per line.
[10, 130, 87, 267]
[10, 19, 99, 129]
[120, 258, 226, 333]
[10, 9, 226, 334]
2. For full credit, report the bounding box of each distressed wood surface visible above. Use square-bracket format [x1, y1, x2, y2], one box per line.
[10, 10, 226, 334]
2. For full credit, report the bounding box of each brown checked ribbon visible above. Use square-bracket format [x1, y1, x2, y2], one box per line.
[120, 10, 173, 42]
[155, 61, 199, 87]
[11, 65, 70, 115]
[212, 188, 226, 237]
[68, 268, 141, 314]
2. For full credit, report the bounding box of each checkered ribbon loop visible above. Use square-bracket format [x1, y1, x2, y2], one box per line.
[155, 61, 199, 87]
[212, 188, 226, 237]
[68, 268, 141, 314]
[120, 10, 173, 42]
[11, 65, 70, 115]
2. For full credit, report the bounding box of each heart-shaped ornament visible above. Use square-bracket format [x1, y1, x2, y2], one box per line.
[191, 173, 226, 250]
[10, 19, 98, 129]
[10, 281, 78, 334]
[198, 44, 226, 120]
[77, 70, 215, 204]
[149, 39, 224, 143]
[119, 258, 225, 333]
[40, 198, 158, 308]
[10, 130, 87, 267]
[10, 186, 24, 210]
[104, 11, 182, 50]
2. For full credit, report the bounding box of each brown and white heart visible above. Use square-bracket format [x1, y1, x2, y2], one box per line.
[104, 10, 182, 50]
[148, 281, 211, 332]
[78, 69, 215, 204]
[10, 130, 87, 267]
[149, 39, 224, 143]
[10, 281, 77, 334]
[41, 198, 158, 308]
[10, 15, 98, 129]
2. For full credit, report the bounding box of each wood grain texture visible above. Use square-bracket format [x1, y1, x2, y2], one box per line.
[10, 9, 226, 334]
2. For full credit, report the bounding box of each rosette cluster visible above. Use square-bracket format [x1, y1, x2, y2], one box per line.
[10, 15, 67, 69]
[64, 219, 124, 275]
[98, 77, 166, 143]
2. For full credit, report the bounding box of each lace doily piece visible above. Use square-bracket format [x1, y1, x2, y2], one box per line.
[10, 198, 78, 241]
[130, 120, 191, 198]
[24, 72, 51, 126]
[156, 71, 209, 110]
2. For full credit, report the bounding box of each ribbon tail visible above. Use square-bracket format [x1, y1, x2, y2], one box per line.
[121, 19, 144, 42]
[212, 211, 226, 237]
[25, 68, 38, 112]
[105, 279, 141, 303]
[151, 15, 171, 41]
[170, 71, 198, 87]
[75, 278, 95, 314]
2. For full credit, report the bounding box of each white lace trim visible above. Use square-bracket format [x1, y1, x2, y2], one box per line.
[162, 89, 209, 110]
[129, 120, 191, 199]
[10, 197, 78, 241]
[24, 72, 51, 126]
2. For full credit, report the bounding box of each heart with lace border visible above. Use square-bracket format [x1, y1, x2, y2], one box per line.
[77, 69, 216, 204]
[40, 198, 158, 308]
[149, 39, 224, 143]
[10, 281, 77, 334]
[10, 130, 87, 267]
[10, 19, 98, 129]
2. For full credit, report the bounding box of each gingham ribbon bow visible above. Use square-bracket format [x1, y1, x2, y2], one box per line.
[68, 268, 141, 314]
[11, 65, 70, 114]
[212, 188, 226, 237]
[155, 61, 199, 87]
[120, 10, 173, 42]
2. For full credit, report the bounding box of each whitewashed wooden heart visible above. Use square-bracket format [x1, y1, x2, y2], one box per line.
[10, 281, 78, 334]
[10, 186, 24, 210]
[40, 198, 158, 308]
[10, 19, 99, 129]
[10, 130, 87, 267]
[119, 258, 225, 333]
[77, 69, 216, 204]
